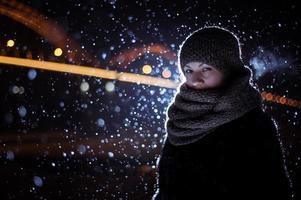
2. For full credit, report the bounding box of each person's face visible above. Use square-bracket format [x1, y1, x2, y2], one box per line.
[183, 62, 224, 90]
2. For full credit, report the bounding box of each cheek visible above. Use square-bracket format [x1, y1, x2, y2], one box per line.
[184, 74, 194, 82]
[204, 74, 223, 86]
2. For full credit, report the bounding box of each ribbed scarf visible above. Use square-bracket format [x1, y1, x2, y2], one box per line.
[165, 67, 263, 146]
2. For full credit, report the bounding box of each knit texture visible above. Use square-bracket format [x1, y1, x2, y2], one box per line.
[179, 26, 243, 75]
[165, 66, 263, 146]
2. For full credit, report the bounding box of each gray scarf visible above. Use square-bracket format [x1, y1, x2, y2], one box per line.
[165, 68, 263, 146]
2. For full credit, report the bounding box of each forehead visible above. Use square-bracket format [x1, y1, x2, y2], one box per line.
[184, 62, 213, 68]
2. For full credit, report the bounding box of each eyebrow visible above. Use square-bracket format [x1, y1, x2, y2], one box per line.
[184, 63, 206, 68]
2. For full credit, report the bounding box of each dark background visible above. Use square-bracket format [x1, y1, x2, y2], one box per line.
[0, 0, 300, 199]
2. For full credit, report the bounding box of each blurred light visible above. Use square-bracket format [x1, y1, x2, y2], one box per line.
[97, 118, 105, 127]
[142, 64, 152, 74]
[101, 52, 107, 60]
[261, 91, 267, 98]
[18, 105, 27, 117]
[280, 97, 287, 104]
[12, 85, 20, 94]
[54, 48, 63, 57]
[19, 86, 25, 94]
[6, 150, 15, 161]
[33, 176, 43, 187]
[105, 81, 115, 92]
[1, 55, 299, 109]
[114, 105, 121, 112]
[77, 144, 87, 155]
[0, 56, 178, 89]
[287, 99, 294, 106]
[265, 93, 273, 101]
[59, 102, 65, 107]
[27, 69, 37, 80]
[7, 40, 15, 47]
[108, 152, 114, 158]
[162, 68, 172, 78]
[80, 81, 89, 92]
[260, 92, 301, 108]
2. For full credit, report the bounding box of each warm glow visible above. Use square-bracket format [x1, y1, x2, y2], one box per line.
[162, 68, 171, 78]
[265, 93, 273, 101]
[54, 48, 63, 57]
[279, 97, 287, 104]
[7, 40, 15, 47]
[142, 64, 152, 74]
[0, 55, 299, 108]
[0, 56, 178, 89]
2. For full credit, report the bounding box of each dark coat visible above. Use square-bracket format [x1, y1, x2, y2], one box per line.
[153, 106, 292, 200]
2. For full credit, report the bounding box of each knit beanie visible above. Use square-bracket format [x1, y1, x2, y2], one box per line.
[178, 26, 247, 82]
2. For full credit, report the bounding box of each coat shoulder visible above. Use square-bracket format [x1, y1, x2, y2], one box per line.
[217, 105, 278, 139]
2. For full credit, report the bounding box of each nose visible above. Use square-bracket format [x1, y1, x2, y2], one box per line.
[191, 72, 204, 83]
[186, 81, 204, 89]
[186, 74, 204, 89]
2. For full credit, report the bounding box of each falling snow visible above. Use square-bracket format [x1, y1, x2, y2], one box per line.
[0, 0, 300, 200]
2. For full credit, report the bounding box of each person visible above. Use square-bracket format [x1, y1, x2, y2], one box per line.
[152, 26, 293, 200]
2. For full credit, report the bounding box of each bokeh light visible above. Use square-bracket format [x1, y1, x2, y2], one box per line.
[54, 48, 63, 57]
[162, 68, 172, 78]
[0, 1, 300, 199]
[142, 64, 152, 74]
[7, 39, 15, 47]
[105, 81, 115, 92]
[80, 81, 89, 92]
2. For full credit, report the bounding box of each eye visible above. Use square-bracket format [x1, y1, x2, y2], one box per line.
[184, 69, 193, 74]
[202, 67, 211, 72]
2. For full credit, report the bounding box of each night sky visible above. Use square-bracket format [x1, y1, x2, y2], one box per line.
[0, 0, 300, 199]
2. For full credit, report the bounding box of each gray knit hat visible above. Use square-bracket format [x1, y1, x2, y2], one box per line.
[178, 26, 246, 78]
